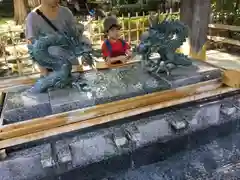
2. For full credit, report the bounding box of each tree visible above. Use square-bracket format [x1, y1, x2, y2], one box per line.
[14, 0, 41, 25]
[14, 0, 28, 25]
[180, 0, 211, 60]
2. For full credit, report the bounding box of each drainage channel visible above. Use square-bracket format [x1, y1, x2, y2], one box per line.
[50, 128, 240, 180]
[106, 130, 240, 180]
[1, 92, 239, 180]
[43, 95, 240, 180]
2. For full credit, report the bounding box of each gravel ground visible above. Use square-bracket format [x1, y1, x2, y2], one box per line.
[105, 131, 240, 180]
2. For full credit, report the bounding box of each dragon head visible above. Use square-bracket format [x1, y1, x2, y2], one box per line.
[62, 25, 95, 67]
[81, 52, 95, 67]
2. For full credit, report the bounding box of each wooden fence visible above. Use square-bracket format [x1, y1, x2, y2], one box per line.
[88, 11, 179, 44]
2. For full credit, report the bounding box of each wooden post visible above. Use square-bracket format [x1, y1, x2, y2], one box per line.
[98, 24, 102, 43]
[128, 13, 131, 43]
[142, 12, 145, 34]
[121, 14, 125, 40]
[180, 0, 211, 60]
[136, 12, 139, 44]
[13, 0, 28, 25]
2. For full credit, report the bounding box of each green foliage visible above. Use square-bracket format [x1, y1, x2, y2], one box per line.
[211, 0, 240, 25]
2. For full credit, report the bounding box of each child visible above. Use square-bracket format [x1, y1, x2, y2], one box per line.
[101, 16, 132, 65]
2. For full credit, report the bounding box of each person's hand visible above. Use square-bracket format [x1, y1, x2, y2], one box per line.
[119, 55, 128, 63]
[126, 50, 133, 59]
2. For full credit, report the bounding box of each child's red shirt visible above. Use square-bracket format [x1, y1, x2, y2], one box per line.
[101, 39, 130, 58]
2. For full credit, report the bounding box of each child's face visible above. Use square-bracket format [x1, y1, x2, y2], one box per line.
[108, 27, 120, 39]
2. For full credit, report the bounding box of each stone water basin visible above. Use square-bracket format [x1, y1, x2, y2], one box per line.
[1, 60, 221, 124]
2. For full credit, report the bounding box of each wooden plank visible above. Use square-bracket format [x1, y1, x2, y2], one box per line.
[0, 86, 237, 150]
[207, 36, 240, 46]
[208, 24, 240, 32]
[0, 74, 39, 91]
[95, 59, 140, 69]
[0, 55, 30, 63]
[0, 92, 6, 159]
[223, 69, 240, 88]
[206, 50, 240, 87]
[0, 79, 222, 140]
[206, 50, 240, 70]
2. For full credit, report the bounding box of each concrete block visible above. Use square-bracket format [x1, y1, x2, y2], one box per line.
[125, 125, 142, 148]
[165, 102, 221, 130]
[40, 143, 55, 168]
[55, 140, 72, 164]
[220, 95, 240, 119]
[1, 86, 51, 124]
[136, 117, 172, 147]
[160, 62, 221, 88]
[70, 134, 117, 167]
[90, 66, 148, 104]
[112, 129, 129, 150]
[0, 143, 53, 180]
[0, 156, 45, 180]
[49, 87, 95, 114]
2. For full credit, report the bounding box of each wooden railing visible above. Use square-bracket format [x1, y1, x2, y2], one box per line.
[208, 23, 240, 47]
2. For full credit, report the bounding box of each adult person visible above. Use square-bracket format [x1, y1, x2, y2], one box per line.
[24, 0, 95, 95]
[25, 0, 83, 77]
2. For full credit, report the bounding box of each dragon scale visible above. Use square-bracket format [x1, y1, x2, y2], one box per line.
[138, 19, 192, 75]
[26, 26, 94, 94]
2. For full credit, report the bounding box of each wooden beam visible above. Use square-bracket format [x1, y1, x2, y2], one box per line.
[95, 59, 140, 69]
[208, 24, 240, 32]
[206, 50, 240, 88]
[0, 92, 6, 160]
[0, 74, 38, 91]
[0, 86, 237, 150]
[207, 36, 240, 46]
[223, 69, 240, 88]
[0, 79, 222, 140]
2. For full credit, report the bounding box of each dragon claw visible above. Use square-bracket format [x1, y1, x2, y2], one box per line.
[72, 81, 90, 92]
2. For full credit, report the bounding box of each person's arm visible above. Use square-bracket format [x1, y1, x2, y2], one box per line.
[101, 43, 127, 64]
[64, 7, 77, 25]
[64, 7, 85, 33]
[125, 42, 132, 59]
[25, 12, 39, 44]
[106, 56, 128, 64]
[25, 12, 49, 76]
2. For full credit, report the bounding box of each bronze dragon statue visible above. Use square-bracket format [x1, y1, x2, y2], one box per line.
[136, 14, 192, 76]
[26, 24, 95, 94]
